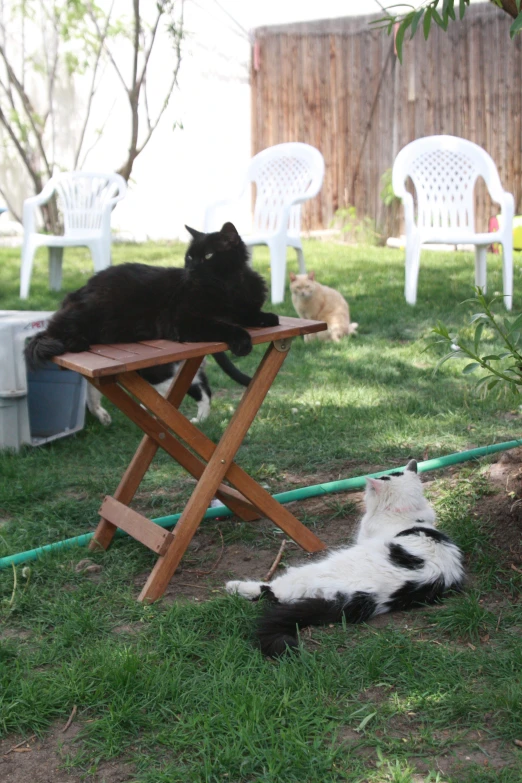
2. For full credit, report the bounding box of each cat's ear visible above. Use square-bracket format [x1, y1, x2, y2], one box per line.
[366, 477, 383, 494]
[290, 272, 297, 281]
[308, 271, 316, 280]
[185, 225, 204, 240]
[220, 222, 241, 246]
[406, 459, 418, 473]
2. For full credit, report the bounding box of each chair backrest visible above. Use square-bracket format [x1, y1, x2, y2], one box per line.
[247, 143, 325, 236]
[392, 135, 504, 233]
[52, 172, 127, 235]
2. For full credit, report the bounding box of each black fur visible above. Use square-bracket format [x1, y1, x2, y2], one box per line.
[24, 222, 279, 369]
[388, 542, 425, 570]
[257, 591, 377, 658]
[396, 526, 452, 544]
[386, 576, 462, 612]
[211, 351, 251, 387]
[260, 585, 278, 602]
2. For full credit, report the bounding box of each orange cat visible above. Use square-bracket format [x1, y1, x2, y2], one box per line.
[290, 272, 358, 342]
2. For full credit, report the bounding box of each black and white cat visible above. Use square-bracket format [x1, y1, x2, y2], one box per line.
[226, 460, 464, 657]
[86, 358, 214, 425]
[25, 221, 279, 369]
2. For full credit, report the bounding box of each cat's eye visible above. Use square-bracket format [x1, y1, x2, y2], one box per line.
[205, 252, 213, 260]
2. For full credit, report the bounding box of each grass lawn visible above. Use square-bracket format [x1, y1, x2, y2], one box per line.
[0, 241, 521, 782]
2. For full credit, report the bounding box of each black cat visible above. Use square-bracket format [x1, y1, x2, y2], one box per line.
[25, 222, 279, 369]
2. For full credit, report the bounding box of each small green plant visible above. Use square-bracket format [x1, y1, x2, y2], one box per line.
[431, 288, 522, 395]
[331, 205, 380, 245]
[379, 168, 400, 208]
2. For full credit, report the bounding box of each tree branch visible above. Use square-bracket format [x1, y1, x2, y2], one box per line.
[137, 4, 163, 90]
[74, 1, 115, 169]
[0, 103, 43, 192]
[132, 2, 184, 161]
[86, 0, 128, 93]
[0, 43, 52, 177]
[0, 183, 21, 223]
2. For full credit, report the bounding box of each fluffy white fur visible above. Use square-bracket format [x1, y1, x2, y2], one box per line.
[226, 460, 464, 656]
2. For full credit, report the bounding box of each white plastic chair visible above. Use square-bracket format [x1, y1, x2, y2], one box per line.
[392, 135, 514, 309]
[20, 171, 127, 299]
[204, 142, 325, 304]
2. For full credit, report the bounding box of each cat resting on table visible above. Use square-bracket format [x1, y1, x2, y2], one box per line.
[227, 460, 464, 657]
[25, 222, 279, 372]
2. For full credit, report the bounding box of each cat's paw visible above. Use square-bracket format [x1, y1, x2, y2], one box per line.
[229, 334, 252, 357]
[89, 406, 112, 426]
[226, 580, 263, 599]
[257, 312, 279, 327]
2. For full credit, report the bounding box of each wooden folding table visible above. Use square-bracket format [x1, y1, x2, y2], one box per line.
[53, 316, 328, 602]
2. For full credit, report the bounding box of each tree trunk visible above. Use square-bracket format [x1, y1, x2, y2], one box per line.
[492, 0, 519, 19]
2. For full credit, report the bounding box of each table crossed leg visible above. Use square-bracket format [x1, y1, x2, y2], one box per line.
[89, 341, 326, 602]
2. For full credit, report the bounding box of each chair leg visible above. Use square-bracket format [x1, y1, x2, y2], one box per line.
[502, 240, 513, 311]
[474, 246, 487, 295]
[404, 235, 421, 305]
[268, 238, 288, 305]
[20, 237, 37, 299]
[49, 247, 64, 291]
[296, 245, 306, 274]
[90, 240, 111, 273]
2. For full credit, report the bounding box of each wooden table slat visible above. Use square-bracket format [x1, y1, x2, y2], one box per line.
[52, 317, 327, 377]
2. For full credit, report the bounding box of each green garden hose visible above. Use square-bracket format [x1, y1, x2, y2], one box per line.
[1, 438, 520, 571]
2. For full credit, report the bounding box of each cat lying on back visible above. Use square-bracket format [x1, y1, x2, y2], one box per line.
[290, 272, 358, 342]
[25, 222, 279, 369]
[227, 460, 464, 657]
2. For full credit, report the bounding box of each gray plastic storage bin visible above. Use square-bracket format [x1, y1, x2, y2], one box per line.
[0, 310, 87, 450]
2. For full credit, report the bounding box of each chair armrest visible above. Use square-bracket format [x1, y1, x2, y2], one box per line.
[105, 174, 127, 208]
[400, 192, 416, 233]
[22, 181, 56, 234]
[204, 187, 248, 232]
[496, 191, 515, 243]
[499, 191, 515, 222]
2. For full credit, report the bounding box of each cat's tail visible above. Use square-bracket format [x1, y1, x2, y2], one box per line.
[257, 591, 379, 657]
[212, 351, 252, 386]
[256, 596, 344, 657]
[24, 332, 66, 370]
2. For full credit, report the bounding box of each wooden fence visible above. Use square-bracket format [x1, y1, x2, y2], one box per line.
[251, 3, 522, 239]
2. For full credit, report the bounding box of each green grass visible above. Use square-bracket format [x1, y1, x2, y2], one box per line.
[0, 241, 521, 781]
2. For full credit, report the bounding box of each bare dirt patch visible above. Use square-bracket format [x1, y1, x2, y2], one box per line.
[0, 723, 135, 783]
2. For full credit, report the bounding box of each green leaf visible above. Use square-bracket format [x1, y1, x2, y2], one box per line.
[474, 323, 484, 353]
[356, 711, 377, 732]
[510, 12, 522, 39]
[434, 351, 460, 372]
[518, 0, 522, 13]
[469, 313, 489, 324]
[481, 355, 501, 362]
[511, 331, 521, 346]
[443, 0, 456, 20]
[487, 379, 500, 389]
[432, 8, 448, 30]
[423, 7, 432, 38]
[463, 362, 480, 374]
[395, 18, 409, 63]
[410, 8, 424, 38]
[510, 313, 522, 330]
[459, 0, 467, 20]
